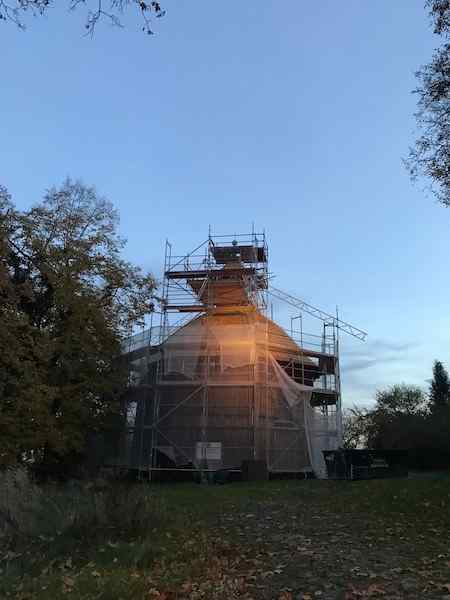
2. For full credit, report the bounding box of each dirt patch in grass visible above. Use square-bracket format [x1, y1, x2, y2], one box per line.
[1, 479, 450, 599]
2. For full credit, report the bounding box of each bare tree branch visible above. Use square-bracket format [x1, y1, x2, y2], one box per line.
[406, 2, 450, 206]
[0, 0, 165, 34]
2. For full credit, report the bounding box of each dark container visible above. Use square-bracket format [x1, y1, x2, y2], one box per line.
[241, 459, 269, 481]
[323, 449, 408, 480]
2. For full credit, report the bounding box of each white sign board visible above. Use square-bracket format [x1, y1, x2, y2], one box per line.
[196, 442, 222, 461]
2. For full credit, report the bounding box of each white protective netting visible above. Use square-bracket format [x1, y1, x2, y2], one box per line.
[271, 357, 339, 477]
[140, 308, 340, 477]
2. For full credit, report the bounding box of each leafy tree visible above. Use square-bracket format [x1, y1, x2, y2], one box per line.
[0, 1, 165, 34]
[356, 385, 427, 450]
[406, 0, 450, 205]
[0, 187, 54, 465]
[351, 374, 450, 466]
[429, 359, 450, 409]
[342, 406, 369, 449]
[0, 180, 156, 467]
[373, 384, 427, 417]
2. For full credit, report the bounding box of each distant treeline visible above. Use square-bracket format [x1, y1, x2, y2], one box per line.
[344, 360, 450, 469]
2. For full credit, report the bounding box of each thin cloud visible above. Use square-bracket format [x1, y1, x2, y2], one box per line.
[342, 338, 419, 358]
[340, 338, 420, 376]
[344, 358, 380, 372]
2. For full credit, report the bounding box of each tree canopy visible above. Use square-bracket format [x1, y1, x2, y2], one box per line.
[407, 0, 450, 205]
[0, 180, 156, 468]
[0, 1, 165, 34]
[342, 406, 369, 449]
[347, 363, 450, 468]
[429, 359, 450, 409]
[374, 384, 427, 417]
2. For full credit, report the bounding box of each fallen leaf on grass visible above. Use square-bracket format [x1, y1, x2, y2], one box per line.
[345, 583, 386, 598]
[62, 576, 75, 588]
[367, 584, 386, 596]
[147, 589, 169, 599]
[180, 582, 193, 594]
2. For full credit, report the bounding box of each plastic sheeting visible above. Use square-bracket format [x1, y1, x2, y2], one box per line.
[162, 310, 317, 383]
[270, 355, 339, 477]
[126, 309, 340, 477]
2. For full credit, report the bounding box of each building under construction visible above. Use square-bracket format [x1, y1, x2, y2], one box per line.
[114, 232, 366, 479]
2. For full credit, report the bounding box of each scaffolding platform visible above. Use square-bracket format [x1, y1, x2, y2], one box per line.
[114, 231, 346, 480]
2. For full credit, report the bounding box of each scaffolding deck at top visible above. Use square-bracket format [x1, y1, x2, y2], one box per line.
[162, 233, 269, 315]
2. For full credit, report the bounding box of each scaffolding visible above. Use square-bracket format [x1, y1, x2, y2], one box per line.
[111, 231, 366, 479]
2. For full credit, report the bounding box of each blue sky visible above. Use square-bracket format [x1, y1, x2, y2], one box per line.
[1, 1, 449, 406]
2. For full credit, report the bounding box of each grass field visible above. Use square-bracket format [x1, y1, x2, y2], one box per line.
[1, 477, 450, 599]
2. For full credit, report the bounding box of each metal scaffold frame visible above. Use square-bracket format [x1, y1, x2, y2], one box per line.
[147, 230, 270, 479]
[116, 230, 365, 480]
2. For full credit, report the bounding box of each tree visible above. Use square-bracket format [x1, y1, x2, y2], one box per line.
[0, 1, 165, 35]
[373, 384, 427, 416]
[361, 384, 427, 450]
[342, 406, 369, 449]
[0, 187, 55, 465]
[406, 1, 450, 205]
[429, 359, 450, 409]
[0, 179, 156, 467]
[351, 374, 450, 466]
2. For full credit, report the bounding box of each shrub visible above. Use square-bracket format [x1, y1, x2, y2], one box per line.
[0, 466, 47, 538]
[0, 467, 167, 543]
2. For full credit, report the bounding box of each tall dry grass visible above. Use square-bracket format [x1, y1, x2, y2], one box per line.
[0, 467, 167, 542]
